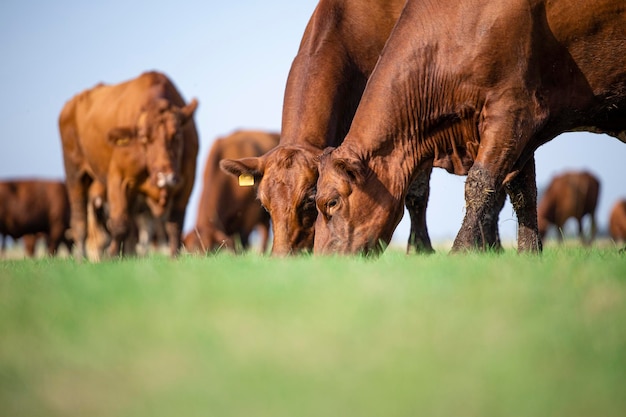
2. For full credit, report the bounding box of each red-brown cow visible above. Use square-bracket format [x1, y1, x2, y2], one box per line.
[220, 0, 445, 256]
[537, 171, 600, 245]
[0, 179, 72, 257]
[59, 71, 199, 259]
[185, 130, 278, 254]
[314, 0, 625, 255]
[609, 200, 626, 248]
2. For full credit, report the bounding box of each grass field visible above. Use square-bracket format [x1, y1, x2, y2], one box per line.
[1, 246, 625, 417]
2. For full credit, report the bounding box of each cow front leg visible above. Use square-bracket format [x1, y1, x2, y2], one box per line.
[452, 164, 502, 252]
[405, 160, 435, 254]
[504, 156, 541, 253]
[165, 206, 185, 257]
[106, 176, 130, 258]
[66, 176, 89, 260]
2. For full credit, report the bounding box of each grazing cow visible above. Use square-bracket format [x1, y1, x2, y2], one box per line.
[185, 130, 278, 254]
[0, 179, 72, 257]
[59, 71, 199, 259]
[537, 171, 600, 245]
[220, 0, 446, 256]
[313, 0, 626, 255]
[609, 200, 626, 248]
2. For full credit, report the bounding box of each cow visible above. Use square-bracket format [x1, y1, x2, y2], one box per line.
[609, 199, 626, 249]
[0, 179, 72, 257]
[221, 0, 503, 256]
[184, 130, 278, 254]
[313, 0, 626, 255]
[59, 71, 199, 259]
[537, 171, 600, 245]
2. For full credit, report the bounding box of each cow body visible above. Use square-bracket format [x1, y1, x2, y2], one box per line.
[609, 200, 626, 247]
[185, 130, 278, 253]
[59, 71, 199, 259]
[221, 0, 447, 256]
[537, 171, 600, 245]
[0, 179, 72, 257]
[314, 0, 626, 255]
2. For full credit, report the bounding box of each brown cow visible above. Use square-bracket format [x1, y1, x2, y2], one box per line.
[185, 130, 278, 254]
[221, 0, 486, 255]
[609, 200, 626, 248]
[0, 179, 72, 257]
[313, 0, 625, 255]
[537, 171, 600, 245]
[59, 71, 199, 259]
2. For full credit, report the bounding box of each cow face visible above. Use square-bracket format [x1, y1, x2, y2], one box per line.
[138, 98, 198, 190]
[108, 98, 198, 205]
[314, 148, 404, 256]
[220, 145, 319, 256]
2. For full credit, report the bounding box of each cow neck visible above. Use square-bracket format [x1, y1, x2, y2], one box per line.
[341, 56, 482, 202]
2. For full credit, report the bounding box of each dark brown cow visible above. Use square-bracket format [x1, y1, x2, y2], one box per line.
[59, 71, 199, 259]
[0, 179, 72, 257]
[609, 200, 626, 248]
[185, 130, 278, 254]
[537, 171, 600, 245]
[314, 0, 625, 255]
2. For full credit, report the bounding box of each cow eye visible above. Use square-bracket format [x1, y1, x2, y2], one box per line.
[326, 198, 339, 211]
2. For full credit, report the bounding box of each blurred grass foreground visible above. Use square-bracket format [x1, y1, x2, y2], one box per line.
[1, 248, 626, 417]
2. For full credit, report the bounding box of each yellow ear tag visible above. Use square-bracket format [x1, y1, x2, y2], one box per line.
[238, 174, 255, 187]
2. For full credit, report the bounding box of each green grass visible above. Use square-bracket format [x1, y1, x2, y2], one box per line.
[1, 248, 626, 417]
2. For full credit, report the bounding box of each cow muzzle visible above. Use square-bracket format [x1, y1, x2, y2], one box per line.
[155, 172, 178, 189]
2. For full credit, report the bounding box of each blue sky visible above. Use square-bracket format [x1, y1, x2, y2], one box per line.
[1, 0, 624, 248]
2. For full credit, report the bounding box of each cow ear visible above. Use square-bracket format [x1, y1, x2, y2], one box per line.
[180, 98, 199, 124]
[220, 157, 265, 178]
[334, 157, 366, 184]
[108, 127, 137, 146]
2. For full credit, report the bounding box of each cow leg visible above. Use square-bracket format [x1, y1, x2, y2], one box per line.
[405, 160, 435, 254]
[48, 223, 66, 256]
[589, 213, 597, 246]
[66, 177, 89, 260]
[453, 92, 545, 253]
[452, 164, 502, 251]
[257, 222, 271, 255]
[23, 235, 38, 257]
[491, 189, 506, 252]
[164, 219, 182, 257]
[504, 156, 541, 253]
[106, 176, 130, 258]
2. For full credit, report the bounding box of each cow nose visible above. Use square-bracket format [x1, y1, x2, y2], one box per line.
[156, 172, 178, 188]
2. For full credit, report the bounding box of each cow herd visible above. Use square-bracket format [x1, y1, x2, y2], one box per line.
[1, 0, 626, 260]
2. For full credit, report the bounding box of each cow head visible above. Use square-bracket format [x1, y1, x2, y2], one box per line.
[313, 147, 404, 256]
[108, 98, 198, 210]
[220, 145, 319, 256]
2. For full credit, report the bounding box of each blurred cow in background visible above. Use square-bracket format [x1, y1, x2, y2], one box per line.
[0, 179, 72, 257]
[609, 199, 626, 250]
[537, 171, 600, 246]
[59, 71, 199, 259]
[185, 130, 279, 254]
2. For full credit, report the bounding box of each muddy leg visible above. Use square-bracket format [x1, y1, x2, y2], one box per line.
[452, 164, 502, 252]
